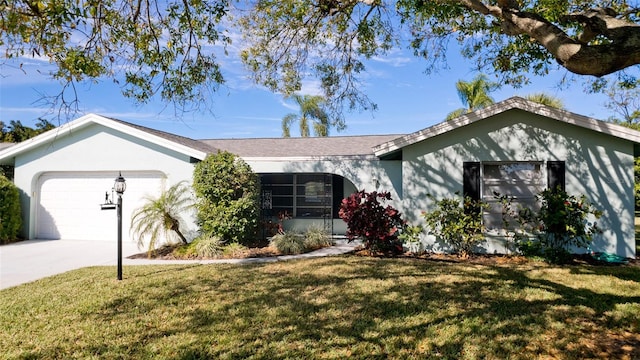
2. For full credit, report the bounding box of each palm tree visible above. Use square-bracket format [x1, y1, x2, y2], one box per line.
[524, 93, 565, 109]
[130, 181, 194, 253]
[446, 74, 498, 120]
[282, 94, 330, 137]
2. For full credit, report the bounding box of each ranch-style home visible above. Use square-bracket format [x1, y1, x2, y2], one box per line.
[0, 97, 638, 258]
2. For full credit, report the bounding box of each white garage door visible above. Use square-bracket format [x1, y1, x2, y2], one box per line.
[37, 172, 165, 241]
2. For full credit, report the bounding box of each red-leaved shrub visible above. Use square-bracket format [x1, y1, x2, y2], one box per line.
[338, 190, 404, 253]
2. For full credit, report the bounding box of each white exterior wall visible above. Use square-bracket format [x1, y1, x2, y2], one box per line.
[402, 109, 636, 257]
[6, 108, 634, 257]
[245, 157, 402, 235]
[13, 124, 197, 240]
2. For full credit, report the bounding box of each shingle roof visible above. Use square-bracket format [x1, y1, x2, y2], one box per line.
[108, 118, 218, 154]
[0, 115, 404, 161]
[200, 134, 404, 158]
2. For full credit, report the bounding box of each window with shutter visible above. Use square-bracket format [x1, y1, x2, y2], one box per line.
[463, 162, 480, 201]
[481, 162, 545, 231]
[462, 160, 567, 231]
[547, 161, 566, 192]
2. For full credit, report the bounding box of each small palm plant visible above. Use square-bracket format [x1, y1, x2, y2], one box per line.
[130, 181, 194, 253]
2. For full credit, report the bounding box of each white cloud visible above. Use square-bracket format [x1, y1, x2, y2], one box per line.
[231, 115, 281, 122]
[0, 106, 49, 114]
[370, 54, 412, 67]
[299, 79, 324, 96]
[279, 98, 298, 111]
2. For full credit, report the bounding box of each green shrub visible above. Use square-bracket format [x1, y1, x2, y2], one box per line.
[537, 188, 602, 250]
[0, 165, 14, 180]
[398, 224, 423, 243]
[497, 188, 602, 263]
[0, 174, 21, 243]
[303, 226, 333, 249]
[193, 151, 260, 244]
[421, 193, 487, 257]
[195, 235, 225, 258]
[270, 232, 306, 255]
[222, 242, 249, 258]
[171, 243, 198, 259]
[398, 224, 424, 253]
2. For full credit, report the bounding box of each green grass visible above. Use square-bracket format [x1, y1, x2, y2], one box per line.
[1, 257, 639, 359]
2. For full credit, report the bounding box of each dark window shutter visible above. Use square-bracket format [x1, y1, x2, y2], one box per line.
[547, 161, 565, 192]
[463, 162, 481, 201]
[332, 174, 344, 219]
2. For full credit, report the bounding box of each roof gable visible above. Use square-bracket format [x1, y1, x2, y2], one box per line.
[0, 114, 214, 163]
[373, 97, 640, 157]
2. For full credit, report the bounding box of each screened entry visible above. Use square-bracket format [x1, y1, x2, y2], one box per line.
[259, 173, 355, 236]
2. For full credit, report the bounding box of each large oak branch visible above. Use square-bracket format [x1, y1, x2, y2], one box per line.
[465, 0, 640, 76]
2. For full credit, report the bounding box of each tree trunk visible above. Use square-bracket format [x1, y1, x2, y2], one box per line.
[171, 221, 189, 244]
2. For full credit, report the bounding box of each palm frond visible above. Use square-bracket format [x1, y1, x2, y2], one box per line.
[525, 93, 564, 109]
[130, 181, 194, 254]
[445, 108, 466, 121]
[282, 113, 297, 137]
[282, 94, 331, 137]
[455, 74, 496, 113]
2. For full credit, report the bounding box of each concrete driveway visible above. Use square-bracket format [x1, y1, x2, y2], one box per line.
[0, 239, 142, 290]
[0, 239, 360, 290]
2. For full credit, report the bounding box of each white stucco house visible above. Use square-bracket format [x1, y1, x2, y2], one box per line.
[0, 97, 638, 257]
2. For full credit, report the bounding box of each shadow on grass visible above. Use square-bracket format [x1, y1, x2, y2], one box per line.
[3, 257, 640, 359]
[636, 220, 640, 256]
[567, 262, 640, 282]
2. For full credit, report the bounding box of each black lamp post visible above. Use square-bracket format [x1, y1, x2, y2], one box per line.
[114, 172, 126, 280]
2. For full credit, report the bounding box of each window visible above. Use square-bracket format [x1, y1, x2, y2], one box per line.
[482, 162, 545, 231]
[463, 160, 565, 231]
[260, 174, 333, 218]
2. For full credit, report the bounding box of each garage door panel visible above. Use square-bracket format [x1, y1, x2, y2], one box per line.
[37, 172, 164, 242]
[35, 206, 62, 240]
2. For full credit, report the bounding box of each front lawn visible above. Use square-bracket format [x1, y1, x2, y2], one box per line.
[1, 257, 639, 359]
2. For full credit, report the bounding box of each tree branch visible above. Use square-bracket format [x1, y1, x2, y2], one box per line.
[457, 0, 640, 76]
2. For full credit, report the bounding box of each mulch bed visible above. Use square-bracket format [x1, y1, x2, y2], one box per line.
[130, 241, 640, 267]
[127, 239, 281, 260]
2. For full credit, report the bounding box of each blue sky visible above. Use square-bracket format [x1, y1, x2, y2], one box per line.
[0, 42, 616, 140]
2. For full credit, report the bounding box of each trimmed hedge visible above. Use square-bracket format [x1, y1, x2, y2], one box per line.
[192, 151, 260, 244]
[0, 175, 21, 243]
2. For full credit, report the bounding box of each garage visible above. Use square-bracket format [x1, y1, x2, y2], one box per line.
[36, 171, 165, 241]
[0, 114, 208, 242]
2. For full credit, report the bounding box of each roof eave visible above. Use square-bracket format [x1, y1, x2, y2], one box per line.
[242, 154, 382, 162]
[93, 116, 209, 160]
[0, 114, 208, 162]
[373, 96, 640, 157]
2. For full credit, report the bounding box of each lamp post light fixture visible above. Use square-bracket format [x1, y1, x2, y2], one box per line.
[114, 172, 126, 280]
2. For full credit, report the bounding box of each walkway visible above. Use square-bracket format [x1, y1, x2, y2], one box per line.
[0, 239, 358, 290]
